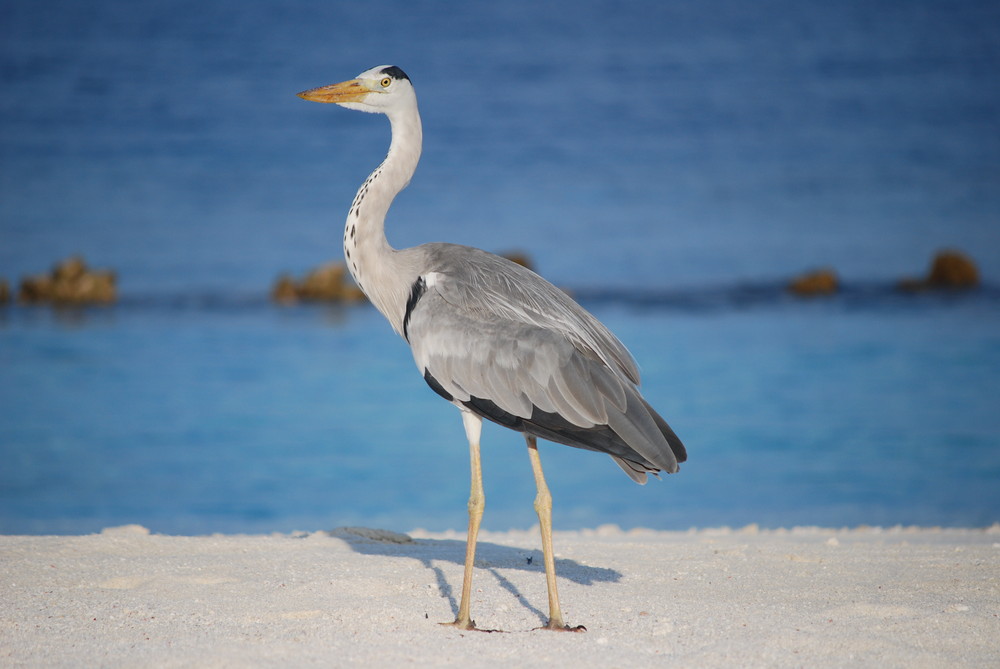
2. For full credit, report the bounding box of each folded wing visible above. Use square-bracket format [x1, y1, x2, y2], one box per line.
[405, 245, 686, 483]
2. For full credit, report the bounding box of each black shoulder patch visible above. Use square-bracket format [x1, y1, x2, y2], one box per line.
[402, 276, 426, 342]
[380, 65, 410, 82]
[423, 370, 454, 402]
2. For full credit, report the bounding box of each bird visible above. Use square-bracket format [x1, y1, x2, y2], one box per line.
[297, 65, 686, 632]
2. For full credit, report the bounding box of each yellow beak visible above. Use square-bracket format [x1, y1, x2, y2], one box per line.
[297, 79, 368, 104]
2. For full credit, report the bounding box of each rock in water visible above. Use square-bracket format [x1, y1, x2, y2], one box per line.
[788, 268, 839, 296]
[926, 250, 979, 288]
[898, 250, 979, 291]
[271, 261, 366, 303]
[18, 256, 117, 304]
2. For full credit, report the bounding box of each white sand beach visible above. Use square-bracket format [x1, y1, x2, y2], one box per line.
[2, 524, 997, 667]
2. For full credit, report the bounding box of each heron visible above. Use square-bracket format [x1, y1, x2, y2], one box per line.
[298, 65, 686, 632]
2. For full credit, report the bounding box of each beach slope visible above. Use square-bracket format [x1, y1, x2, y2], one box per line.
[2, 524, 997, 667]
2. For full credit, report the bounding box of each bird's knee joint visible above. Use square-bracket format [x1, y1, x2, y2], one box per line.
[533, 491, 552, 516]
[467, 495, 485, 515]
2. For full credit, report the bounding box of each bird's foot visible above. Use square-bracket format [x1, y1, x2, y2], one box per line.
[440, 618, 504, 633]
[535, 620, 587, 632]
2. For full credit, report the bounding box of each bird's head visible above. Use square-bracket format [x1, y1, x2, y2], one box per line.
[297, 65, 415, 115]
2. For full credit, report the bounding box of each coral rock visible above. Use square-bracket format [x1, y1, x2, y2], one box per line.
[927, 250, 979, 287]
[788, 268, 839, 296]
[271, 261, 366, 303]
[18, 256, 117, 304]
[499, 250, 535, 271]
[271, 274, 299, 304]
[899, 250, 979, 291]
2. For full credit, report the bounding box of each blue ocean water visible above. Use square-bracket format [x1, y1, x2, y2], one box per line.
[2, 0, 999, 534]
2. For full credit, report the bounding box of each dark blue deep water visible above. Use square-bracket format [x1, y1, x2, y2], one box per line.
[2, 0, 999, 534]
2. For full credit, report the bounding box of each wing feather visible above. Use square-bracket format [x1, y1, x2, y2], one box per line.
[404, 243, 685, 481]
[420, 244, 641, 385]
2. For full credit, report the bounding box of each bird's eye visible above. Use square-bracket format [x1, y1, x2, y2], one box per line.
[380, 77, 392, 88]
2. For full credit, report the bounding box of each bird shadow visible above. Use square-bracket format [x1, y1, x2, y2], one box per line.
[326, 527, 621, 626]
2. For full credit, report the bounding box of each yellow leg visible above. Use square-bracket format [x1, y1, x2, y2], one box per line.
[526, 436, 585, 632]
[444, 411, 484, 630]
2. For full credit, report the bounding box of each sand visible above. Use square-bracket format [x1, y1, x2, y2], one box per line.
[2, 523, 997, 667]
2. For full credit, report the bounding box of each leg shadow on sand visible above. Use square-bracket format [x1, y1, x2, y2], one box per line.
[328, 527, 621, 631]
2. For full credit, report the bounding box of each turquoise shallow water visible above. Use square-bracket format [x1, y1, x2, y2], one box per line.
[2, 0, 999, 533]
[2, 288, 998, 534]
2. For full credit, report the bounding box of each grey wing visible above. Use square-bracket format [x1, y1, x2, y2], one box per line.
[405, 254, 685, 482]
[418, 244, 642, 383]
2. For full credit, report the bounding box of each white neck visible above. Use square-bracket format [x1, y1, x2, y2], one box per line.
[343, 105, 423, 334]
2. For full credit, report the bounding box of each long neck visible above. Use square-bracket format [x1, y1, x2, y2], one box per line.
[344, 106, 423, 333]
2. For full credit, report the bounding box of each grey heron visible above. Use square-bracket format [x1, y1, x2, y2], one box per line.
[298, 65, 686, 632]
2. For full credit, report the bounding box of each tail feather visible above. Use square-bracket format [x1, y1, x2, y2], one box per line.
[609, 455, 652, 484]
[642, 397, 687, 465]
